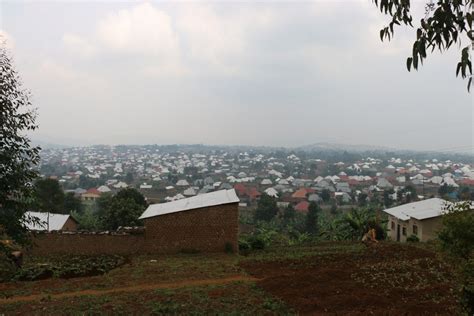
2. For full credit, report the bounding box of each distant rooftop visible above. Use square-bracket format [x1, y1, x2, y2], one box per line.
[139, 189, 239, 220]
[24, 211, 73, 231]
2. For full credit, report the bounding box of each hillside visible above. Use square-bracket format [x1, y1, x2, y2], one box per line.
[0, 242, 461, 315]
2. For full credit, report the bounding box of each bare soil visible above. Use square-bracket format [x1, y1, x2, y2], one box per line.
[240, 243, 459, 315]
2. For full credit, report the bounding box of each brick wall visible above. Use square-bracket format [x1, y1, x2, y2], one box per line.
[143, 202, 239, 253]
[29, 233, 145, 256]
[61, 217, 78, 231]
[28, 202, 239, 255]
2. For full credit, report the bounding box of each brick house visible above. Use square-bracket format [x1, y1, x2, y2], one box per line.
[139, 189, 240, 253]
[81, 188, 101, 201]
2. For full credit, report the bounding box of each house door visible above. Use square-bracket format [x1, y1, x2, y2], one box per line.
[397, 224, 401, 242]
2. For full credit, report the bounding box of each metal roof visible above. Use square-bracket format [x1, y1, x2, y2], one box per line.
[382, 198, 452, 221]
[139, 189, 240, 220]
[25, 211, 72, 231]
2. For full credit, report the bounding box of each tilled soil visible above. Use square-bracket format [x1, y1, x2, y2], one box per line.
[240, 243, 459, 315]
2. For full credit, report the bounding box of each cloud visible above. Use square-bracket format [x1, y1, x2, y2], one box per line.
[0, 29, 15, 49]
[63, 2, 184, 76]
[63, 33, 97, 58]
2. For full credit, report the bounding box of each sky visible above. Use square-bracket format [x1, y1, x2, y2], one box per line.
[0, 0, 472, 152]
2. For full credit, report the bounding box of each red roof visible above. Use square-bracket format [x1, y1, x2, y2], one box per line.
[234, 184, 247, 196]
[85, 188, 101, 196]
[295, 201, 309, 213]
[247, 187, 262, 200]
[291, 188, 314, 199]
[233, 184, 261, 200]
[460, 179, 474, 186]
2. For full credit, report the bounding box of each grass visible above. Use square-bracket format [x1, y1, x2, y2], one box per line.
[0, 241, 462, 315]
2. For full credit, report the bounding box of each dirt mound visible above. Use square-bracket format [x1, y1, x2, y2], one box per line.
[241, 243, 458, 315]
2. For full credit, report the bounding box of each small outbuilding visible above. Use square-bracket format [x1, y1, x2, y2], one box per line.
[25, 211, 78, 232]
[139, 189, 240, 253]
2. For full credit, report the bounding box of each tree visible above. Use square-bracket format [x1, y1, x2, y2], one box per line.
[438, 201, 474, 260]
[115, 188, 147, 208]
[358, 193, 368, 206]
[374, 0, 473, 91]
[254, 194, 278, 222]
[101, 197, 145, 230]
[64, 192, 83, 214]
[100, 188, 147, 230]
[383, 189, 395, 207]
[282, 204, 296, 225]
[33, 178, 65, 214]
[305, 202, 321, 235]
[339, 208, 386, 241]
[437, 201, 474, 313]
[321, 189, 331, 202]
[0, 39, 40, 249]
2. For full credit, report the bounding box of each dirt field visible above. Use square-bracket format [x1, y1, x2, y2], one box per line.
[0, 242, 461, 315]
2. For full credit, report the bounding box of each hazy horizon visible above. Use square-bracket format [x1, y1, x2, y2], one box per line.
[1, 1, 473, 153]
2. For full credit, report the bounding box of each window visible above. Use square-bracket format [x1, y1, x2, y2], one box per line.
[413, 225, 418, 235]
[391, 221, 395, 229]
[402, 227, 407, 236]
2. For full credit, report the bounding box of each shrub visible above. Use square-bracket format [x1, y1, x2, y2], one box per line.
[244, 235, 264, 250]
[12, 255, 125, 281]
[0, 254, 16, 282]
[406, 234, 419, 242]
[238, 238, 251, 252]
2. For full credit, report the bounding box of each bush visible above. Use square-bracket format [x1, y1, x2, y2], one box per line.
[437, 201, 474, 313]
[12, 255, 125, 281]
[0, 255, 16, 282]
[239, 238, 252, 255]
[406, 234, 419, 242]
[438, 201, 474, 260]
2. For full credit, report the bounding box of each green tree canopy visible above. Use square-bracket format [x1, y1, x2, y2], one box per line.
[305, 201, 321, 235]
[254, 194, 278, 222]
[0, 39, 40, 248]
[115, 188, 147, 208]
[33, 178, 65, 214]
[100, 188, 147, 230]
[374, 0, 473, 91]
[64, 192, 83, 214]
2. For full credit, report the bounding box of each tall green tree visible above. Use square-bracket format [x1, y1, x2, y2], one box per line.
[33, 178, 65, 214]
[64, 192, 83, 214]
[100, 188, 147, 230]
[321, 189, 331, 202]
[282, 204, 296, 224]
[374, 0, 473, 91]
[305, 201, 321, 235]
[115, 188, 147, 207]
[0, 39, 40, 248]
[254, 194, 278, 222]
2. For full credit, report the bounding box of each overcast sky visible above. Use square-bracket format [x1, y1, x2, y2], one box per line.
[1, 0, 472, 152]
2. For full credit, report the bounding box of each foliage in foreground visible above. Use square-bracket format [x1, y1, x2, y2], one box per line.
[0, 36, 40, 255]
[438, 201, 474, 314]
[10, 255, 125, 282]
[374, 0, 473, 91]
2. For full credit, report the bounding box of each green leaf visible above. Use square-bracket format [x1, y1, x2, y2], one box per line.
[456, 62, 462, 76]
[406, 57, 412, 71]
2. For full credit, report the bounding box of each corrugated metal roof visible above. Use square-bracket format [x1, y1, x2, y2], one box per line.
[25, 211, 71, 231]
[382, 198, 452, 221]
[139, 189, 240, 220]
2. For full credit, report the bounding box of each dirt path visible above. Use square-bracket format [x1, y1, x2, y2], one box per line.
[0, 275, 258, 305]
